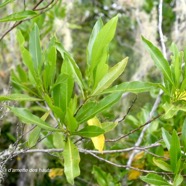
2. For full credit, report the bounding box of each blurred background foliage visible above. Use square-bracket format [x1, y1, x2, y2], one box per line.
[0, 0, 186, 185]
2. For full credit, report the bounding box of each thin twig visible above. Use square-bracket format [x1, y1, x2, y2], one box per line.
[126, 0, 167, 169]
[0, 0, 57, 41]
[116, 95, 137, 123]
[107, 113, 163, 142]
[0, 142, 161, 160]
[86, 151, 173, 175]
[158, 0, 167, 59]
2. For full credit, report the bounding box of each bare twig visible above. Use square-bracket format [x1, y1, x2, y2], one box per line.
[86, 150, 172, 175]
[116, 95, 137, 123]
[0, 0, 58, 41]
[158, 0, 167, 59]
[126, 0, 167, 169]
[107, 113, 163, 142]
[0, 142, 161, 161]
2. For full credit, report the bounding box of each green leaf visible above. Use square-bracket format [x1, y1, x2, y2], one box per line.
[28, 126, 41, 148]
[56, 43, 84, 97]
[63, 138, 80, 185]
[26, 111, 51, 150]
[43, 94, 65, 122]
[153, 158, 172, 172]
[181, 119, 186, 150]
[16, 29, 25, 46]
[102, 81, 161, 94]
[87, 18, 103, 65]
[65, 108, 78, 132]
[9, 107, 61, 131]
[43, 42, 57, 91]
[170, 130, 181, 174]
[89, 15, 118, 73]
[101, 122, 118, 133]
[72, 126, 105, 138]
[52, 74, 74, 113]
[0, 94, 41, 101]
[53, 132, 65, 149]
[173, 174, 183, 186]
[76, 93, 122, 123]
[0, 0, 14, 8]
[92, 57, 128, 95]
[142, 36, 173, 85]
[0, 10, 37, 22]
[29, 24, 42, 71]
[89, 15, 118, 87]
[94, 63, 109, 89]
[162, 128, 172, 150]
[162, 103, 179, 119]
[92, 166, 109, 186]
[140, 173, 170, 185]
[170, 43, 182, 87]
[17, 30, 37, 83]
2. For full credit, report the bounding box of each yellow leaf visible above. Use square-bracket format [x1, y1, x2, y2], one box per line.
[128, 169, 141, 180]
[133, 151, 144, 161]
[48, 168, 63, 179]
[87, 117, 105, 153]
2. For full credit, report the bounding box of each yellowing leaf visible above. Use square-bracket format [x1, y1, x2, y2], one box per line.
[87, 117, 105, 153]
[128, 155, 145, 181]
[128, 169, 141, 180]
[48, 168, 63, 179]
[133, 151, 145, 161]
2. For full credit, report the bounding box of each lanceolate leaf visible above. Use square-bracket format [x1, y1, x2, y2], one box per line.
[0, 94, 41, 101]
[43, 44, 56, 91]
[52, 74, 74, 113]
[0, 10, 37, 22]
[170, 130, 181, 174]
[63, 138, 80, 185]
[28, 107, 50, 148]
[170, 43, 182, 87]
[72, 125, 105, 138]
[92, 57, 128, 95]
[140, 173, 170, 185]
[89, 15, 118, 72]
[29, 24, 42, 71]
[142, 36, 173, 85]
[153, 158, 172, 172]
[28, 126, 41, 148]
[161, 128, 172, 150]
[102, 81, 161, 94]
[9, 107, 61, 131]
[87, 18, 103, 65]
[173, 174, 183, 186]
[56, 43, 84, 97]
[17, 30, 38, 83]
[65, 108, 78, 132]
[76, 93, 122, 123]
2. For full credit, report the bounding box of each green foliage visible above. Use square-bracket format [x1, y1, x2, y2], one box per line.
[140, 173, 170, 185]
[0, 10, 37, 22]
[92, 166, 121, 186]
[0, 16, 159, 185]
[63, 138, 80, 185]
[1, 9, 186, 185]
